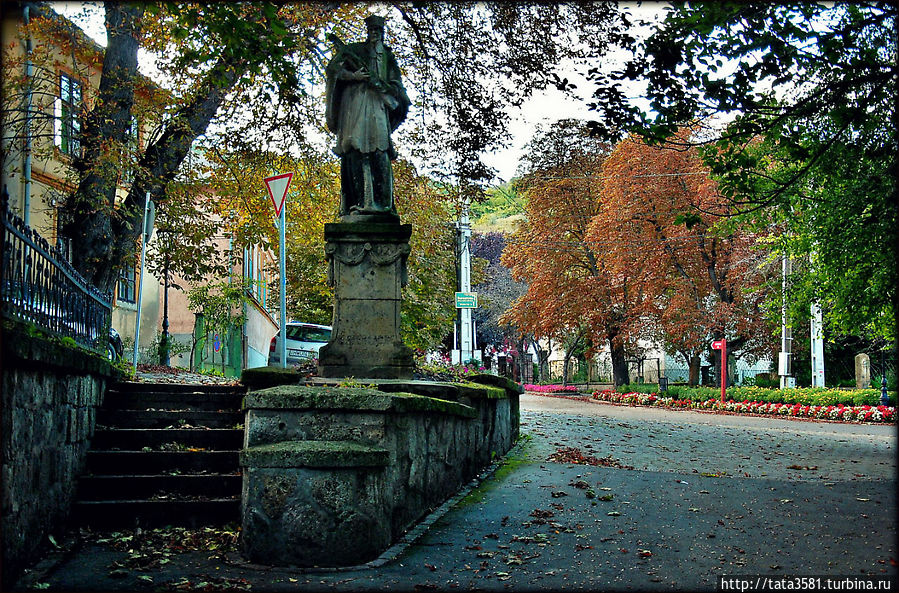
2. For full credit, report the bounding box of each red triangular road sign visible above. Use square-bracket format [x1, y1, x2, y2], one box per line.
[264, 172, 293, 216]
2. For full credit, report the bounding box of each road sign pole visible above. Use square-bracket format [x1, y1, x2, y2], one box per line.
[712, 339, 727, 403]
[133, 191, 152, 375]
[279, 207, 287, 369]
[720, 339, 727, 402]
[264, 173, 293, 370]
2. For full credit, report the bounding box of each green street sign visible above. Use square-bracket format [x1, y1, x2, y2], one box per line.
[455, 292, 478, 309]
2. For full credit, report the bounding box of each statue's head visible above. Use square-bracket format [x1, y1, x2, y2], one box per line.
[365, 15, 385, 43]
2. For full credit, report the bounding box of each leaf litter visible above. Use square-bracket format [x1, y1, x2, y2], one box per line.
[547, 447, 634, 469]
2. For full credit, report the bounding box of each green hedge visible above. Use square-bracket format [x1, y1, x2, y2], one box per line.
[615, 383, 895, 407]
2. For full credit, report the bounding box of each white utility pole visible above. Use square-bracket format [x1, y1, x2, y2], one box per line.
[459, 206, 473, 363]
[453, 201, 478, 365]
[810, 302, 825, 387]
[779, 254, 795, 389]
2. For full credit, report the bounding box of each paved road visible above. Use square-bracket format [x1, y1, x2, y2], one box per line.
[17, 394, 897, 592]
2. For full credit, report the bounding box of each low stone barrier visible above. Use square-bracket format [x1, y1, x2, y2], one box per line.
[239, 371, 521, 567]
[1, 321, 116, 588]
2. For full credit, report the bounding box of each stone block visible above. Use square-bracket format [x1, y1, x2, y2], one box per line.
[240, 440, 390, 469]
[240, 381, 519, 570]
[2, 325, 113, 590]
[855, 353, 871, 389]
[241, 446, 391, 566]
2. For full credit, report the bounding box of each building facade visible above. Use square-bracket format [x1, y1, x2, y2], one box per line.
[2, 3, 278, 376]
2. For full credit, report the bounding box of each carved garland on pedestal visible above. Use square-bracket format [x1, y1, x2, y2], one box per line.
[325, 241, 411, 287]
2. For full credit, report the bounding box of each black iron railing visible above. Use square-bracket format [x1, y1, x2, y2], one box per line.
[1, 187, 112, 355]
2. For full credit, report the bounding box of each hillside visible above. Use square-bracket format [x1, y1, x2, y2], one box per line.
[471, 183, 526, 233]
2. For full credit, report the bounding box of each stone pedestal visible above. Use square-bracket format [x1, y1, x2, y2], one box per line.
[317, 221, 415, 379]
[855, 353, 871, 389]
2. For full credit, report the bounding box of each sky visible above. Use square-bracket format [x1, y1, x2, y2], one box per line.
[54, 1, 666, 184]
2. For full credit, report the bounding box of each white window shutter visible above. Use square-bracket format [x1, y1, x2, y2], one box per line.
[53, 97, 61, 147]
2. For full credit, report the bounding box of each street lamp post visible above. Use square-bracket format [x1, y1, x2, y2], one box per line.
[161, 246, 170, 366]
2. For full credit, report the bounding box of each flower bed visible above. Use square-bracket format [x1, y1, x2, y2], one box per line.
[590, 389, 896, 424]
[524, 384, 583, 394]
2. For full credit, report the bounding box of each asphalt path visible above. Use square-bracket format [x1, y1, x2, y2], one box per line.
[17, 393, 897, 592]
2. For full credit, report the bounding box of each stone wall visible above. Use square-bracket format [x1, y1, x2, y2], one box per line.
[1, 322, 115, 589]
[239, 372, 521, 567]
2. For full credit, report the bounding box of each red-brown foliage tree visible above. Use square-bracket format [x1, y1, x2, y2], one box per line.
[593, 130, 776, 384]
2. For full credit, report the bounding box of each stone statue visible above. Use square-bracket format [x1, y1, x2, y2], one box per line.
[325, 15, 410, 219]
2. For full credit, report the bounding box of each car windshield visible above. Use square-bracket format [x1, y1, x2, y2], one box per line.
[285, 326, 331, 343]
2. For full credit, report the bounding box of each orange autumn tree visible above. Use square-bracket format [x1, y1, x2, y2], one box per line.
[593, 130, 776, 384]
[502, 121, 646, 386]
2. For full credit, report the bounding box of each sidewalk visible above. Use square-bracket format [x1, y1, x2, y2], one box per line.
[12, 393, 897, 591]
[131, 365, 240, 386]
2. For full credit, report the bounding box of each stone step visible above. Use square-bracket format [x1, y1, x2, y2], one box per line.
[104, 390, 244, 412]
[73, 381, 246, 529]
[86, 450, 240, 475]
[91, 428, 243, 451]
[97, 409, 243, 429]
[112, 382, 246, 395]
[73, 498, 240, 529]
[76, 474, 241, 501]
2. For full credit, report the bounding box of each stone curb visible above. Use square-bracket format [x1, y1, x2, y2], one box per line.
[223, 435, 530, 574]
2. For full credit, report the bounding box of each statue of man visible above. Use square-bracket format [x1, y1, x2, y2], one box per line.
[325, 15, 410, 219]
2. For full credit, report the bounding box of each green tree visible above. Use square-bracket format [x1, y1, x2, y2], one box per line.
[587, 2, 897, 341]
[395, 163, 458, 352]
[200, 148, 340, 326]
[186, 278, 254, 373]
[198, 147, 458, 351]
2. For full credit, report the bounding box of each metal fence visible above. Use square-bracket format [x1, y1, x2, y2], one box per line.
[1, 187, 112, 355]
[550, 358, 774, 386]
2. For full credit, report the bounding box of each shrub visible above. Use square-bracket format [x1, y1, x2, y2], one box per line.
[614, 384, 895, 408]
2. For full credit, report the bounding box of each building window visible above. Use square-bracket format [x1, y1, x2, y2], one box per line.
[257, 268, 264, 303]
[244, 247, 255, 285]
[117, 264, 136, 304]
[55, 72, 83, 156]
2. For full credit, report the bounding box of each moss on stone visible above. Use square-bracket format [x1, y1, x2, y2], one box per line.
[245, 385, 395, 411]
[244, 384, 477, 418]
[457, 434, 534, 507]
[2, 319, 115, 377]
[453, 383, 507, 400]
[388, 392, 477, 418]
[241, 440, 390, 468]
[468, 373, 524, 395]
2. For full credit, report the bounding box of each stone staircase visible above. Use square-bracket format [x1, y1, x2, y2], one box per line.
[72, 382, 246, 529]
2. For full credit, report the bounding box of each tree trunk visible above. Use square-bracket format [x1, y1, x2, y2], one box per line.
[688, 353, 701, 386]
[529, 337, 550, 383]
[63, 3, 144, 292]
[609, 337, 629, 387]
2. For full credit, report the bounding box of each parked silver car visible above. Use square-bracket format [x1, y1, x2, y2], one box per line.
[268, 322, 332, 366]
